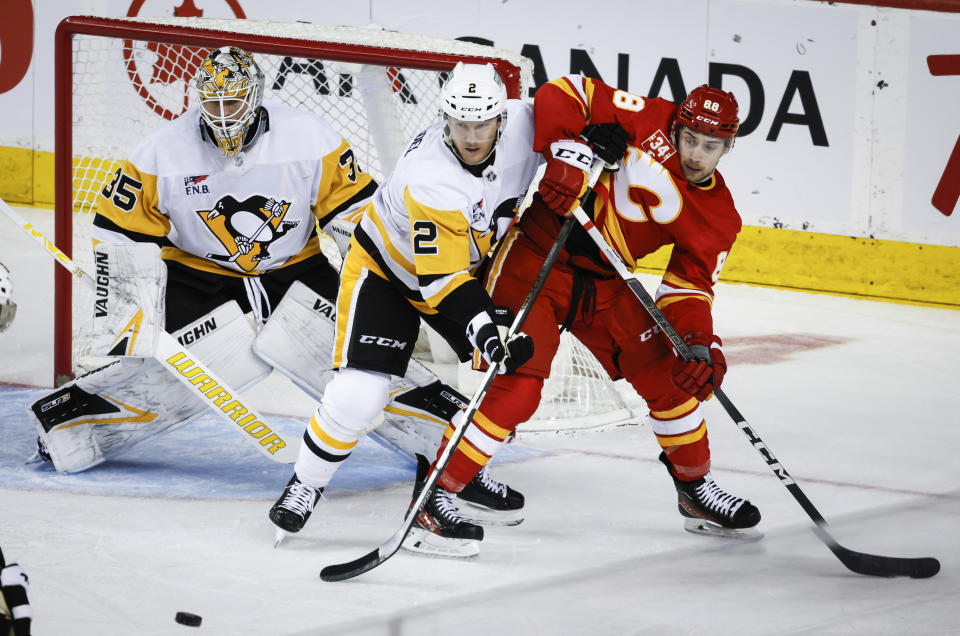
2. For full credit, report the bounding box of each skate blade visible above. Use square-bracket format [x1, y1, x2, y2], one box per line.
[454, 500, 524, 526]
[683, 517, 764, 541]
[273, 528, 289, 549]
[401, 527, 480, 559]
[24, 450, 46, 465]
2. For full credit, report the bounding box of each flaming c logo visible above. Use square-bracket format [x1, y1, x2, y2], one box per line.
[122, 0, 247, 121]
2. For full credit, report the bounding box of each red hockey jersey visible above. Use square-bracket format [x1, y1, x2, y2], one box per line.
[521, 74, 742, 338]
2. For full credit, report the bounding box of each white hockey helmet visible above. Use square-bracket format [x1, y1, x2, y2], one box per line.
[194, 46, 265, 157]
[440, 62, 507, 122]
[0, 262, 17, 332]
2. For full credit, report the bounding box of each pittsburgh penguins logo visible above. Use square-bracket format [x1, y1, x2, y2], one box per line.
[200, 195, 299, 271]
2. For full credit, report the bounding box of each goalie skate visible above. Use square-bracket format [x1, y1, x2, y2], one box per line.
[659, 452, 762, 541]
[403, 455, 483, 558]
[455, 466, 524, 526]
[269, 473, 323, 548]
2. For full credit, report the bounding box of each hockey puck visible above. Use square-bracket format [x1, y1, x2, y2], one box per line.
[175, 611, 202, 627]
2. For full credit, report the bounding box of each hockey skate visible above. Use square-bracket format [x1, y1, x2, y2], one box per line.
[403, 455, 483, 558]
[455, 466, 525, 526]
[269, 473, 323, 547]
[659, 452, 762, 540]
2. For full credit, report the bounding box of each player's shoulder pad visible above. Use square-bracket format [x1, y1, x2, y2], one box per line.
[406, 177, 474, 215]
[128, 106, 206, 176]
[263, 100, 345, 157]
[504, 99, 534, 132]
[710, 170, 742, 230]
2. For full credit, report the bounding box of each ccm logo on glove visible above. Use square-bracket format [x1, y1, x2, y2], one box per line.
[466, 306, 534, 375]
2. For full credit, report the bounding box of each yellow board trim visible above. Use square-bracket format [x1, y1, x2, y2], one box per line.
[3, 146, 957, 308]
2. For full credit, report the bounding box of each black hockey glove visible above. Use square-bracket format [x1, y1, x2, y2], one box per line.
[580, 122, 629, 169]
[466, 306, 534, 375]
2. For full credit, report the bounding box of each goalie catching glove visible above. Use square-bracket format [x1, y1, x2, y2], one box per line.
[466, 306, 534, 375]
[671, 332, 726, 402]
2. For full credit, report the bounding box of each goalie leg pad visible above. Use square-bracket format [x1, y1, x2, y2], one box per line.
[30, 357, 203, 473]
[253, 280, 337, 402]
[370, 377, 466, 461]
[254, 281, 465, 463]
[31, 301, 272, 473]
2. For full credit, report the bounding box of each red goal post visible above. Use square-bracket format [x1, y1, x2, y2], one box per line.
[54, 15, 640, 431]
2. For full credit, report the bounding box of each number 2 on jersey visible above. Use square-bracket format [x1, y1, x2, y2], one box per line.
[412, 220, 438, 255]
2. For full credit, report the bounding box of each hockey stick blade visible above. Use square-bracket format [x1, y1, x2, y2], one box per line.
[813, 524, 940, 579]
[320, 547, 385, 582]
[570, 204, 941, 579]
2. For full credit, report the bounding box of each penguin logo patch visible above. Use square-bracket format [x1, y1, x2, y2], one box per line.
[199, 195, 299, 271]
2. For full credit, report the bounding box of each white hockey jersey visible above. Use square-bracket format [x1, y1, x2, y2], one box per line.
[353, 99, 542, 312]
[93, 101, 376, 276]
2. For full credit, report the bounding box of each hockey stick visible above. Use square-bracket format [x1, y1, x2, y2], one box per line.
[0, 197, 297, 464]
[569, 203, 940, 579]
[319, 162, 606, 582]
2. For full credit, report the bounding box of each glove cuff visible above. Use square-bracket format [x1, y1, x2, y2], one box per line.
[466, 310, 495, 343]
[548, 139, 594, 173]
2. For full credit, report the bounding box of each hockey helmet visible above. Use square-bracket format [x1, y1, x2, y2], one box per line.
[440, 62, 507, 122]
[674, 84, 739, 139]
[194, 46, 265, 157]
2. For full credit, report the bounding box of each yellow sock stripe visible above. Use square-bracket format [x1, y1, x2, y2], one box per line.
[473, 409, 511, 441]
[456, 438, 491, 466]
[650, 397, 700, 420]
[655, 421, 707, 447]
[309, 413, 358, 451]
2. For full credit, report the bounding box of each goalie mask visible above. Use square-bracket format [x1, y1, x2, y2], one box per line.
[195, 46, 265, 157]
[440, 62, 508, 165]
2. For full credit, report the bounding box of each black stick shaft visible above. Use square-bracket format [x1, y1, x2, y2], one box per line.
[572, 205, 940, 579]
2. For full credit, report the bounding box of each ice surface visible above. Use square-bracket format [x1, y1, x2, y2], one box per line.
[1, 205, 958, 635]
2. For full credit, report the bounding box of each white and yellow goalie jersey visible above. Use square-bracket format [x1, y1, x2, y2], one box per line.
[92, 101, 376, 276]
[352, 99, 542, 315]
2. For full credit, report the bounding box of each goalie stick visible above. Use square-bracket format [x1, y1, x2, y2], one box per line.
[319, 161, 606, 582]
[568, 203, 940, 579]
[0, 197, 297, 465]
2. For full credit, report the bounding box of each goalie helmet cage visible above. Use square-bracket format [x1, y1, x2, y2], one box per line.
[54, 15, 640, 431]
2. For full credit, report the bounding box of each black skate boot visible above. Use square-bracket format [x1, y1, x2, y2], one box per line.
[403, 455, 483, 558]
[269, 473, 323, 547]
[455, 466, 525, 526]
[25, 437, 52, 464]
[659, 452, 762, 540]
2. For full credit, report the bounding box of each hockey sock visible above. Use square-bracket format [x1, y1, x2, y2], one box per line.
[436, 374, 542, 492]
[661, 429, 711, 481]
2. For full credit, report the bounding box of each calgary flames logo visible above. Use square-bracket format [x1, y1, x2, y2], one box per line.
[122, 0, 246, 120]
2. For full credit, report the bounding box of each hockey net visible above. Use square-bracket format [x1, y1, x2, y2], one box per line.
[55, 15, 641, 431]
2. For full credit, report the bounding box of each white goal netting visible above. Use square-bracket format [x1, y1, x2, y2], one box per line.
[59, 16, 642, 431]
